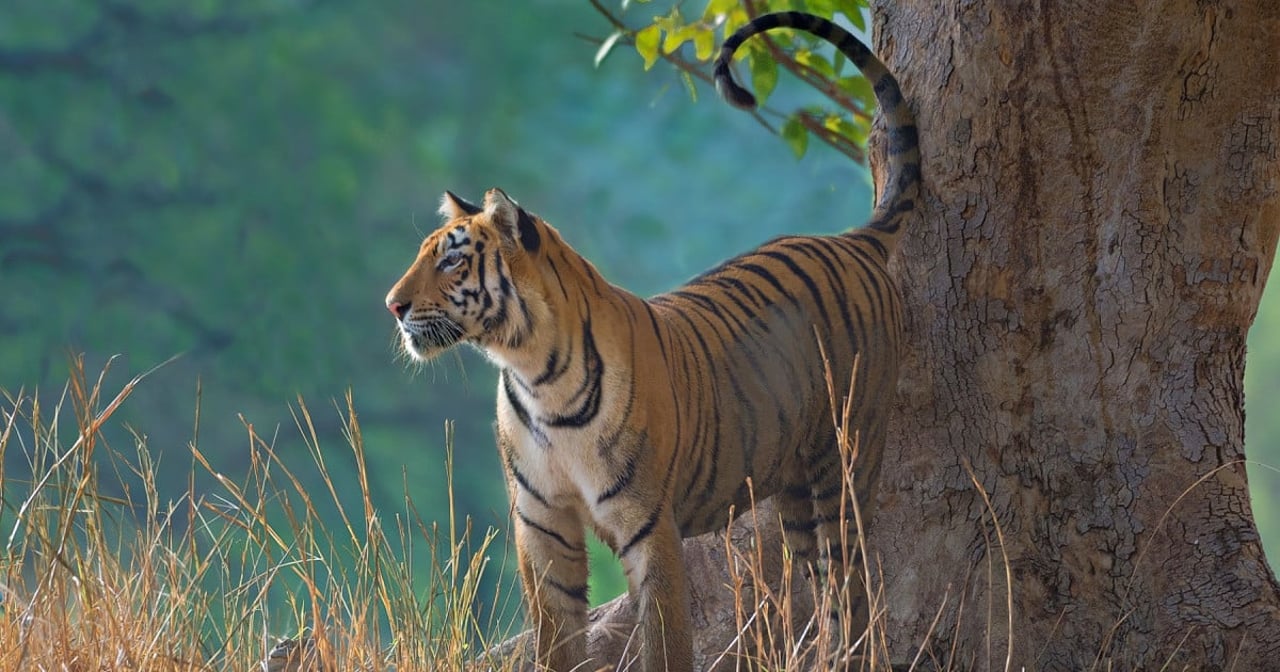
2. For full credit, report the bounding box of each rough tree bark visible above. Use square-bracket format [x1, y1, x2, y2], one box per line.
[871, 0, 1280, 669]
[500, 2, 1280, 670]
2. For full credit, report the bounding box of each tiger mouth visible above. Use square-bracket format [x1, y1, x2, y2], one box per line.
[401, 316, 465, 356]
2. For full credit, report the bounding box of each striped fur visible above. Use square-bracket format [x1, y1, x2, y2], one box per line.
[385, 12, 919, 672]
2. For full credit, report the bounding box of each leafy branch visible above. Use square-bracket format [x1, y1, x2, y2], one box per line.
[586, 0, 876, 165]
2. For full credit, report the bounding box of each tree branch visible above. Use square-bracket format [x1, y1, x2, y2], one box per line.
[585, 0, 871, 166]
[740, 0, 873, 126]
[583, 0, 782, 140]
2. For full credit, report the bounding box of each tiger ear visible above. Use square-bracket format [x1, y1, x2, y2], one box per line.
[439, 190, 482, 219]
[484, 188, 541, 253]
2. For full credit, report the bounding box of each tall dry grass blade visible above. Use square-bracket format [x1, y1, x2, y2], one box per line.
[906, 584, 950, 672]
[962, 458, 1013, 672]
[7, 354, 174, 554]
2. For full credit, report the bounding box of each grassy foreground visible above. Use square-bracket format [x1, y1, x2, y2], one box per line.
[0, 358, 520, 671]
[0, 358, 930, 671]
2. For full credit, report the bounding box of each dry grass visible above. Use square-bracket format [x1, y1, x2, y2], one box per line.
[697, 351, 930, 672]
[0, 357, 515, 671]
[0, 356, 1016, 671]
[688, 346, 1019, 672]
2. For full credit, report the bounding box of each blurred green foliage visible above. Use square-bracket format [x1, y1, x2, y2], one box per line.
[1, 0, 1276, 633]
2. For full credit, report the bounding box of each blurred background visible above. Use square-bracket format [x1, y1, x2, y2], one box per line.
[1, 0, 1276, 631]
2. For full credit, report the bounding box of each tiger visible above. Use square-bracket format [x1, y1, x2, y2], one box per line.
[384, 11, 920, 672]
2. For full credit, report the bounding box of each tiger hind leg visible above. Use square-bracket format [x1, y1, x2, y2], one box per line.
[808, 421, 886, 660]
[777, 476, 820, 571]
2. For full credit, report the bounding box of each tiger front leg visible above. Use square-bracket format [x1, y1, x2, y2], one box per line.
[514, 505, 590, 672]
[619, 511, 692, 672]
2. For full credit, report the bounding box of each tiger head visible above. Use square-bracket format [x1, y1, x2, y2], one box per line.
[385, 188, 546, 362]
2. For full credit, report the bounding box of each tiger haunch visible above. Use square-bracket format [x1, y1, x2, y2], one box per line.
[386, 12, 920, 672]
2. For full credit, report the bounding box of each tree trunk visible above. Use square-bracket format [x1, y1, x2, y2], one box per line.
[499, 2, 1280, 669]
[871, 0, 1280, 669]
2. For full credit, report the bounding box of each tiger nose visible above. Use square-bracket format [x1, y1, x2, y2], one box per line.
[387, 300, 410, 320]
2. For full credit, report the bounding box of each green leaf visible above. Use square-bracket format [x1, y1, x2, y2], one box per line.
[838, 74, 877, 112]
[693, 26, 715, 61]
[722, 6, 748, 37]
[848, 9, 866, 31]
[781, 115, 808, 158]
[804, 0, 835, 16]
[594, 30, 624, 69]
[794, 49, 835, 78]
[823, 113, 857, 137]
[748, 49, 778, 104]
[835, 0, 868, 30]
[654, 7, 683, 33]
[662, 25, 695, 55]
[635, 24, 661, 70]
[702, 0, 738, 18]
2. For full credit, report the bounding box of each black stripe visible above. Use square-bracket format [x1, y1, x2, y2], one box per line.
[811, 511, 845, 528]
[888, 125, 919, 155]
[705, 276, 763, 315]
[483, 264, 514, 334]
[737, 261, 797, 304]
[897, 163, 922, 193]
[545, 321, 604, 428]
[661, 305, 729, 513]
[593, 357, 639, 463]
[518, 508, 583, 553]
[516, 208, 541, 252]
[506, 452, 549, 507]
[620, 509, 660, 558]
[502, 370, 533, 428]
[506, 293, 532, 348]
[641, 300, 669, 361]
[873, 73, 903, 110]
[826, 237, 881, 337]
[783, 518, 818, 533]
[811, 482, 844, 502]
[672, 288, 750, 335]
[547, 579, 589, 604]
[852, 230, 889, 259]
[760, 249, 833, 332]
[678, 285, 772, 396]
[501, 370, 547, 447]
[784, 483, 811, 500]
[597, 449, 640, 504]
[620, 407, 682, 558]
[545, 256, 572, 301]
[780, 239, 857, 341]
[532, 343, 572, 387]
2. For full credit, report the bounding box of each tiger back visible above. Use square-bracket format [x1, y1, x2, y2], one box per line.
[384, 11, 920, 672]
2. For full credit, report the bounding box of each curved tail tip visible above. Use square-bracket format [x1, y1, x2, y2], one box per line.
[714, 75, 758, 110]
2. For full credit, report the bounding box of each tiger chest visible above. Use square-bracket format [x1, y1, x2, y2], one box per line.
[495, 370, 644, 520]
